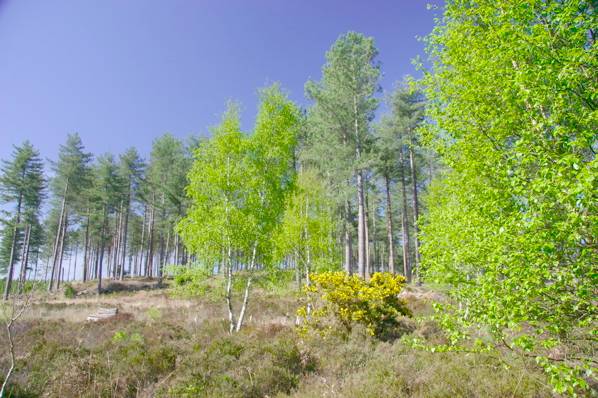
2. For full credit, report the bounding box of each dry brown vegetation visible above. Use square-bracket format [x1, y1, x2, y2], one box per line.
[0, 280, 554, 397]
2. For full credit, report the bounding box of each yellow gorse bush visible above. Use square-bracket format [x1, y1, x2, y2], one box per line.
[298, 271, 411, 337]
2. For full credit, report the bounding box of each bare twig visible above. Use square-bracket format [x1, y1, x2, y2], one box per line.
[0, 272, 38, 397]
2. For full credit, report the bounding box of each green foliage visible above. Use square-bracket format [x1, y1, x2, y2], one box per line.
[166, 264, 214, 297]
[63, 282, 76, 298]
[299, 271, 411, 338]
[0, 141, 46, 275]
[178, 84, 301, 330]
[273, 170, 340, 273]
[145, 308, 162, 322]
[178, 103, 253, 263]
[304, 31, 380, 181]
[2, 286, 555, 397]
[168, 330, 312, 398]
[419, 0, 598, 394]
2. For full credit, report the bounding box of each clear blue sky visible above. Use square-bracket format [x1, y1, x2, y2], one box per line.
[0, 0, 440, 164]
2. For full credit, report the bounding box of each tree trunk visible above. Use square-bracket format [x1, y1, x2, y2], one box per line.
[225, 245, 236, 333]
[49, 181, 68, 291]
[146, 198, 155, 278]
[72, 241, 78, 281]
[304, 199, 312, 317]
[111, 208, 122, 279]
[138, 204, 147, 277]
[17, 223, 31, 292]
[399, 148, 411, 282]
[3, 185, 24, 300]
[82, 211, 90, 282]
[55, 211, 68, 290]
[120, 190, 131, 280]
[343, 200, 353, 274]
[173, 233, 179, 266]
[371, 196, 377, 273]
[356, 170, 366, 279]
[66, 251, 72, 283]
[364, 189, 370, 279]
[235, 241, 257, 332]
[158, 229, 170, 286]
[409, 144, 421, 283]
[353, 91, 367, 280]
[97, 207, 108, 294]
[93, 245, 99, 280]
[384, 174, 395, 274]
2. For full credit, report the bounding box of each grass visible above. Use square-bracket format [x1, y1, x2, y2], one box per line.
[0, 279, 555, 397]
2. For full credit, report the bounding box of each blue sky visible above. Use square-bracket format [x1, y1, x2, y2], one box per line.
[0, 0, 440, 164]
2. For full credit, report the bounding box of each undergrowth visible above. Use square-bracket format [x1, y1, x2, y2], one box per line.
[0, 283, 555, 398]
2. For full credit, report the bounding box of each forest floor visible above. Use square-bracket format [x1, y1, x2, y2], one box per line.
[1, 279, 555, 397]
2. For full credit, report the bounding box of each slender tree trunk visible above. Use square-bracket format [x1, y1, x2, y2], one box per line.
[111, 209, 121, 279]
[409, 144, 421, 283]
[225, 245, 236, 333]
[353, 93, 367, 279]
[120, 193, 130, 280]
[173, 233, 179, 266]
[399, 148, 411, 282]
[364, 188, 370, 279]
[158, 229, 170, 286]
[356, 170, 366, 279]
[17, 224, 31, 292]
[112, 204, 122, 279]
[55, 212, 68, 290]
[139, 204, 147, 277]
[97, 207, 108, 294]
[72, 241, 78, 281]
[106, 243, 112, 279]
[66, 251, 72, 283]
[83, 212, 90, 282]
[93, 245, 99, 280]
[304, 198, 312, 316]
[235, 241, 257, 332]
[371, 197, 377, 273]
[384, 174, 395, 274]
[3, 186, 23, 300]
[344, 228, 352, 274]
[146, 198, 155, 278]
[49, 181, 69, 291]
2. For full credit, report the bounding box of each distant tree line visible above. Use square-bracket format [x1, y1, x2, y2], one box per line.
[1, 133, 195, 297]
[1, 32, 432, 301]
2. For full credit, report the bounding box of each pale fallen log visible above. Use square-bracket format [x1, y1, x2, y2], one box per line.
[87, 307, 118, 322]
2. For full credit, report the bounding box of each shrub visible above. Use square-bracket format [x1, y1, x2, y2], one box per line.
[167, 329, 313, 398]
[298, 272, 411, 338]
[165, 264, 213, 297]
[63, 283, 76, 298]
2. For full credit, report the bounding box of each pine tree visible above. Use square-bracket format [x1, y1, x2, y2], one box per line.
[115, 148, 145, 280]
[146, 134, 190, 283]
[305, 32, 380, 278]
[0, 141, 45, 299]
[88, 154, 121, 293]
[47, 134, 92, 291]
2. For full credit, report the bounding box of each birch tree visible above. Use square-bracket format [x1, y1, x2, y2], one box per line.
[179, 85, 300, 332]
[420, 0, 597, 393]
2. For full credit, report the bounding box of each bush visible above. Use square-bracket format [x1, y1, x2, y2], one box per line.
[63, 283, 76, 298]
[167, 328, 313, 398]
[298, 272, 411, 338]
[165, 264, 213, 297]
